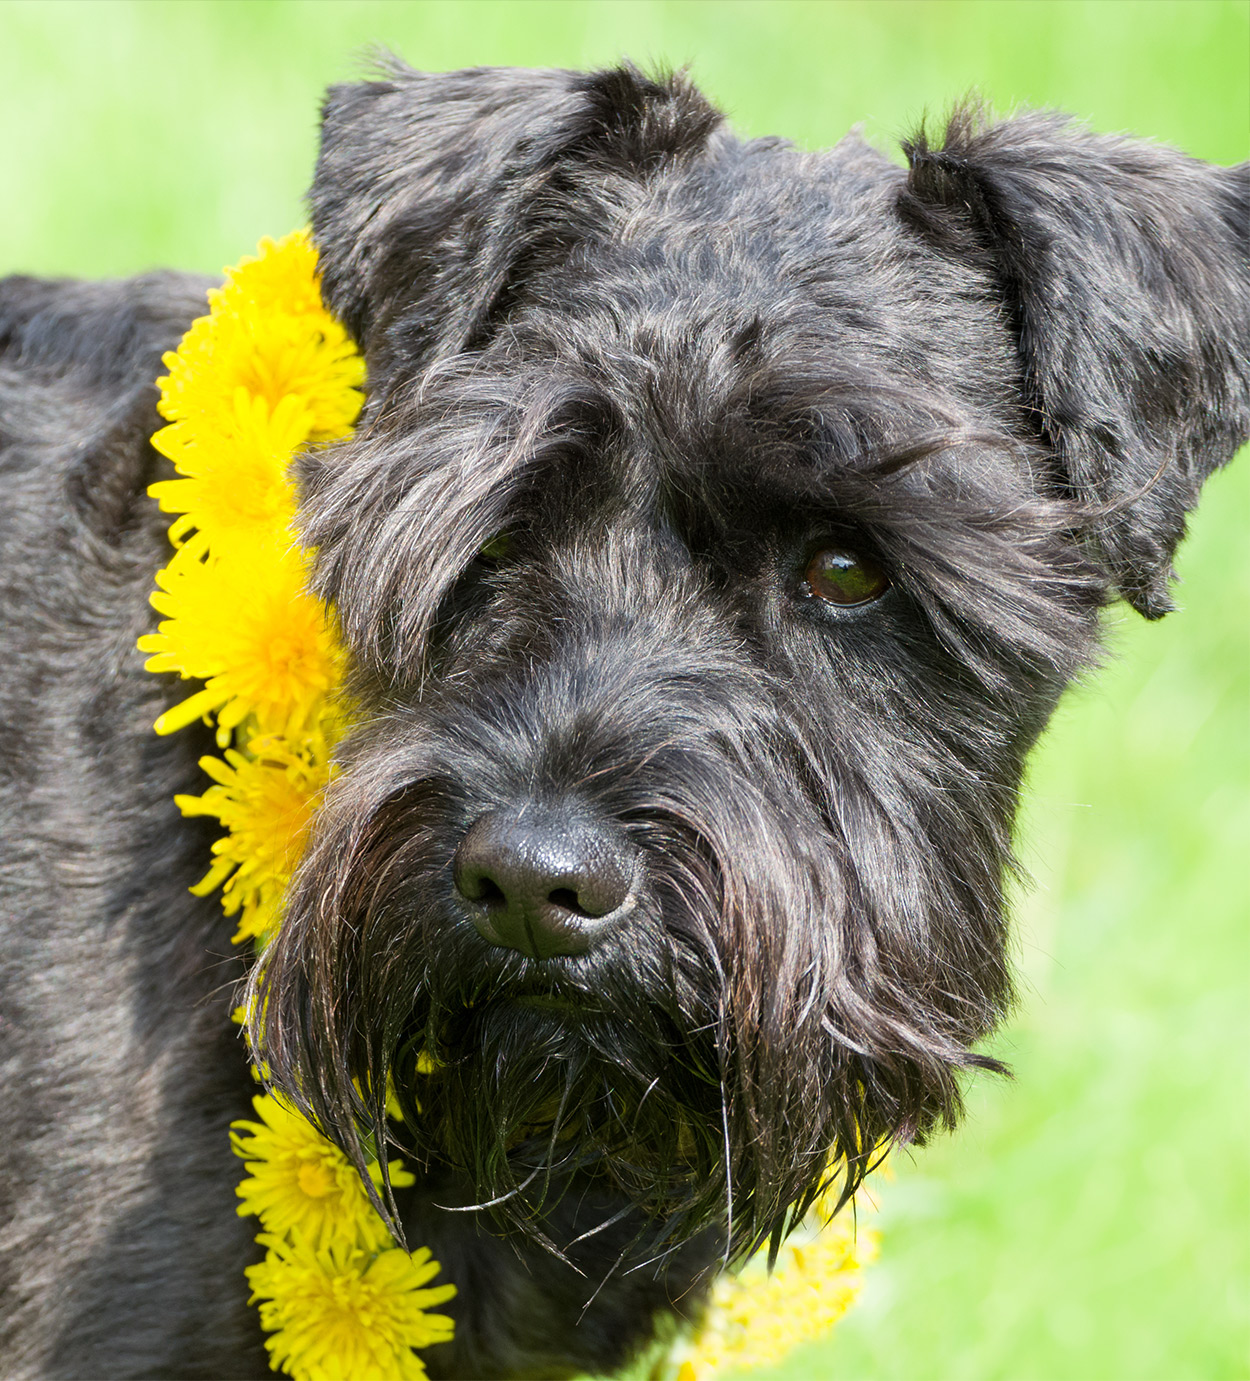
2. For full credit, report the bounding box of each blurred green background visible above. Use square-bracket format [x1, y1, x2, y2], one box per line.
[2, 2, 1245, 1378]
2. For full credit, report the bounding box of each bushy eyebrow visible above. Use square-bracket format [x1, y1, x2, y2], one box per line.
[720, 426, 1031, 509]
[296, 363, 615, 680]
[667, 355, 1028, 517]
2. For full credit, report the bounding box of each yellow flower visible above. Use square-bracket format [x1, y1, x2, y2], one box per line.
[215, 230, 340, 324]
[138, 536, 340, 745]
[246, 1233, 455, 1381]
[674, 1205, 878, 1379]
[175, 735, 331, 944]
[157, 231, 364, 445]
[148, 388, 308, 558]
[232, 1093, 414, 1253]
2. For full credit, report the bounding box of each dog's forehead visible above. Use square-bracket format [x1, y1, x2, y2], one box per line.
[511, 131, 1020, 450]
[478, 136, 1021, 524]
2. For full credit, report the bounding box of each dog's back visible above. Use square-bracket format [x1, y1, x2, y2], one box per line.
[0, 273, 272, 1377]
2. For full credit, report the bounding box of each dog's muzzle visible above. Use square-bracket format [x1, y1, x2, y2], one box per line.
[452, 803, 639, 958]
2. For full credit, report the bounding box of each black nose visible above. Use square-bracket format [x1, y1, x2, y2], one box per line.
[452, 806, 637, 959]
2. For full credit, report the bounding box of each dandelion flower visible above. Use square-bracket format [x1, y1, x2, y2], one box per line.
[217, 230, 337, 322]
[157, 232, 363, 444]
[138, 538, 340, 744]
[232, 1093, 414, 1252]
[674, 1209, 877, 1379]
[246, 1233, 455, 1381]
[175, 736, 331, 944]
[140, 229, 456, 1375]
[148, 388, 310, 557]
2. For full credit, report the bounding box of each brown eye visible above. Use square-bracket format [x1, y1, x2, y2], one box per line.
[803, 547, 889, 606]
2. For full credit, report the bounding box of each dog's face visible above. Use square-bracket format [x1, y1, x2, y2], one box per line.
[255, 63, 1249, 1261]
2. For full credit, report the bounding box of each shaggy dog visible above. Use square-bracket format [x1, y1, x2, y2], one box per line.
[0, 61, 1246, 1379]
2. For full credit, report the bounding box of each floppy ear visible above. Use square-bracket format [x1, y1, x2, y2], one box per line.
[309, 58, 722, 389]
[901, 109, 1250, 617]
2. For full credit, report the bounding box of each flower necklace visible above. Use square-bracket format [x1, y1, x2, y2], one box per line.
[139, 232, 875, 1381]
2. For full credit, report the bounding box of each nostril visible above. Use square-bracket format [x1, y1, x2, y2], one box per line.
[547, 886, 589, 916]
[474, 875, 506, 908]
[454, 862, 504, 906]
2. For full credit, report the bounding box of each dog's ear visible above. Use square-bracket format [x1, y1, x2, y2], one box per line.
[310, 58, 722, 386]
[901, 108, 1250, 616]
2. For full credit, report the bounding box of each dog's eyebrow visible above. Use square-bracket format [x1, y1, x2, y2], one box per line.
[300, 364, 618, 675]
[711, 361, 988, 465]
[702, 390, 1028, 516]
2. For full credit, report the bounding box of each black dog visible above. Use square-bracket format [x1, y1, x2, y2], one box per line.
[1, 60, 1246, 1380]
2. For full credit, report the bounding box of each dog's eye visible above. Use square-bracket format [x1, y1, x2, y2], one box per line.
[479, 533, 511, 562]
[801, 547, 889, 606]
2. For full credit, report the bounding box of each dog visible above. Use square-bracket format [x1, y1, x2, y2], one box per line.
[0, 59, 1246, 1380]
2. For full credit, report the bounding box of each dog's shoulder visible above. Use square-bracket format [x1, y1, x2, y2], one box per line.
[0, 271, 212, 557]
[0, 270, 212, 393]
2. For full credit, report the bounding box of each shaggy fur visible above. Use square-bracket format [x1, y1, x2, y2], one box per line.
[0, 61, 1246, 1380]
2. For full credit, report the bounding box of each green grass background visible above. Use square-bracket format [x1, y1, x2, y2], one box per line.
[1, 2, 1245, 1378]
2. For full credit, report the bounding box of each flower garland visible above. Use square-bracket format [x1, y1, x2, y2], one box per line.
[139, 231, 876, 1381]
[139, 231, 454, 1381]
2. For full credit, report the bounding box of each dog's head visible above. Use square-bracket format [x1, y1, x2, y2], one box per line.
[253, 60, 1249, 1261]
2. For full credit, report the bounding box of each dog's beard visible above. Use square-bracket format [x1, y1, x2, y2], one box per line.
[392, 980, 727, 1251]
[255, 726, 1011, 1264]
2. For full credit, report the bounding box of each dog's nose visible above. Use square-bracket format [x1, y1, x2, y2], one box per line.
[452, 807, 637, 959]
